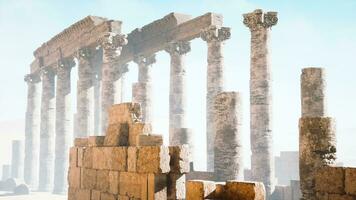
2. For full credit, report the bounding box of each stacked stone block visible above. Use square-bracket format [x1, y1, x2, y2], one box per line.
[67, 103, 190, 200]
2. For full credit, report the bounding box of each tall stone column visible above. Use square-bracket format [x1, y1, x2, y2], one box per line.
[213, 92, 243, 181]
[94, 71, 102, 136]
[53, 58, 74, 194]
[76, 47, 95, 137]
[113, 64, 128, 104]
[201, 25, 231, 171]
[132, 54, 156, 123]
[38, 66, 56, 191]
[11, 140, 24, 179]
[24, 73, 41, 188]
[243, 9, 278, 198]
[299, 67, 336, 200]
[100, 33, 127, 134]
[164, 41, 191, 145]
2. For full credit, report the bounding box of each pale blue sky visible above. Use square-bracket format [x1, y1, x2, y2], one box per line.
[0, 0, 356, 173]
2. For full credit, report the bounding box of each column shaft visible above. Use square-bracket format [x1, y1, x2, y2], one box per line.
[11, 140, 24, 179]
[53, 60, 73, 194]
[24, 73, 41, 188]
[38, 67, 56, 191]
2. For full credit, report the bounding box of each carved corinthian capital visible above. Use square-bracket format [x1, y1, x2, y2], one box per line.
[24, 73, 41, 83]
[99, 32, 128, 62]
[243, 9, 278, 30]
[133, 54, 156, 66]
[40, 66, 56, 77]
[201, 25, 231, 43]
[58, 57, 75, 70]
[77, 47, 94, 60]
[165, 41, 191, 55]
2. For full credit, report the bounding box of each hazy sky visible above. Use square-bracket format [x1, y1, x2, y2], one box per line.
[0, 0, 356, 174]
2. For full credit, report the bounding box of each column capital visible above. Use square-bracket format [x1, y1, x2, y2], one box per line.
[164, 41, 191, 55]
[40, 66, 56, 77]
[133, 54, 156, 66]
[77, 47, 95, 60]
[99, 32, 128, 63]
[57, 57, 75, 71]
[24, 73, 41, 83]
[243, 9, 278, 31]
[201, 25, 231, 43]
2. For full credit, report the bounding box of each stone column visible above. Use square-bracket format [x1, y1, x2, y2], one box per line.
[113, 64, 128, 104]
[164, 41, 191, 145]
[76, 47, 95, 137]
[213, 92, 243, 181]
[132, 54, 156, 123]
[94, 72, 102, 136]
[11, 140, 24, 179]
[201, 25, 231, 171]
[100, 33, 127, 134]
[2, 165, 11, 181]
[24, 73, 41, 188]
[38, 66, 56, 191]
[243, 9, 278, 198]
[299, 67, 336, 200]
[53, 58, 74, 194]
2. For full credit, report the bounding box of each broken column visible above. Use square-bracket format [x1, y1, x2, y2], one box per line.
[24, 73, 41, 188]
[201, 25, 231, 171]
[76, 47, 95, 137]
[11, 140, 24, 180]
[100, 33, 127, 134]
[299, 67, 336, 200]
[213, 92, 243, 181]
[132, 54, 156, 123]
[243, 9, 278, 197]
[53, 57, 75, 194]
[38, 66, 56, 191]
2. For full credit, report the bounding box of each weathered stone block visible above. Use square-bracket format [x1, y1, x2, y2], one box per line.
[104, 123, 129, 146]
[111, 147, 127, 171]
[186, 180, 216, 200]
[136, 134, 163, 146]
[78, 147, 84, 167]
[101, 192, 117, 200]
[345, 167, 356, 195]
[83, 147, 94, 168]
[169, 145, 190, 173]
[88, 136, 105, 147]
[68, 188, 91, 200]
[74, 138, 89, 147]
[91, 190, 101, 200]
[69, 147, 78, 167]
[108, 103, 141, 125]
[167, 173, 185, 200]
[129, 123, 152, 146]
[328, 194, 355, 200]
[109, 171, 119, 194]
[148, 173, 167, 200]
[224, 181, 265, 200]
[119, 172, 147, 199]
[92, 147, 127, 171]
[68, 167, 81, 188]
[81, 168, 97, 189]
[96, 170, 109, 192]
[213, 182, 226, 199]
[137, 146, 170, 173]
[315, 166, 344, 194]
[128, 147, 137, 172]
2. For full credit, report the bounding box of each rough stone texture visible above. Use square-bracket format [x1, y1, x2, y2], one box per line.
[345, 167, 356, 195]
[137, 146, 170, 173]
[38, 66, 56, 192]
[108, 171, 119, 194]
[83, 147, 94, 168]
[75, 138, 89, 147]
[101, 193, 117, 200]
[24, 73, 41, 188]
[96, 170, 109, 192]
[119, 172, 147, 199]
[301, 68, 327, 117]
[68, 167, 81, 189]
[108, 103, 141, 125]
[186, 180, 216, 200]
[88, 136, 105, 147]
[299, 117, 337, 200]
[165, 41, 191, 147]
[92, 190, 101, 200]
[213, 92, 243, 181]
[132, 54, 156, 123]
[92, 147, 127, 171]
[169, 145, 190, 174]
[224, 181, 265, 200]
[315, 166, 344, 194]
[167, 173, 186, 200]
[243, 9, 278, 198]
[129, 123, 152, 146]
[104, 123, 129, 146]
[11, 140, 24, 180]
[148, 173, 168, 200]
[201, 25, 231, 172]
[81, 168, 97, 189]
[127, 147, 138, 172]
[54, 58, 74, 194]
[170, 128, 194, 168]
[68, 188, 91, 200]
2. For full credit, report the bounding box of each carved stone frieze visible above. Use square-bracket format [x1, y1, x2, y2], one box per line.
[201, 25, 231, 43]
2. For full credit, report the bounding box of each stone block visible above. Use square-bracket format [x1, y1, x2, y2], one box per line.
[108, 103, 141, 125]
[88, 136, 105, 147]
[129, 122, 152, 146]
[137, 146, 170, 173]
[68, 188, 91, 200]
[128, 147, 137, 172]
[118, 196, 130, 200]
[83, 147, 94, 168]
[148, 173, 167, 200]
[224, 181, 265, 200]
[109, 171, 120, 194]
[167, 173, 185, 200]
[213, 182, 226, 199]
[136, 134, 163, 146]
[68, 167, 81, 189]
[328, 194, 355, 200]
[111, 147, 127, 171]
[69, 147, 78, 167]
[186, 180, 216, 200]
[345, 167, 356, 195]
[104, 123, 129, 146]
[74, 138, 89, 147]
[96, 170, 109, 192]
[81, 168, 97, 189]
[92, 147, 127, 171]
[78, 147, 84, 167]
[186, 171, 215, 181]
[101, 192, 117, 200]
[169, 145, 190, 174]
[315, 166, 344, 194]
[119, 172, 148, 199]
[91, 190, 101, 200]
